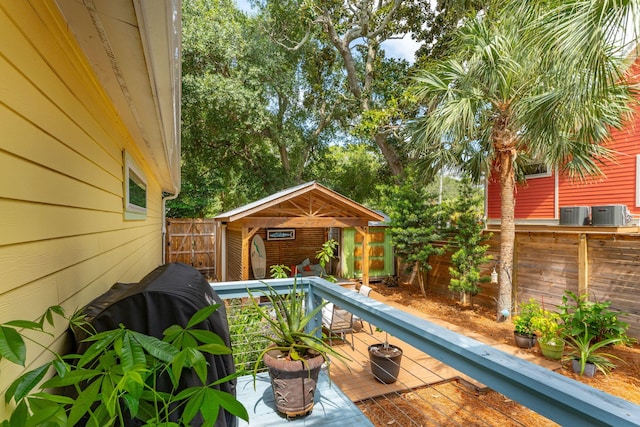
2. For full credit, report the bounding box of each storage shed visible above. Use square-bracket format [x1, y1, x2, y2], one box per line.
[214, 182, 384, 286]
[342, 211, 394, 280]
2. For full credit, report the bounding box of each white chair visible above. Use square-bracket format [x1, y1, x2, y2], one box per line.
[322, 303, 354, 349]
[354, 285, 374, 334]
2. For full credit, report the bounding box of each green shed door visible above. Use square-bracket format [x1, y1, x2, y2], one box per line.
[341, 227, 394, 279]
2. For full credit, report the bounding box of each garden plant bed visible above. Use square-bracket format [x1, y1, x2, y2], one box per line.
[361, 282, 640, 426]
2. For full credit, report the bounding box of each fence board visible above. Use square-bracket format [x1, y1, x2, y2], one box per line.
[165, 219, 216, 277]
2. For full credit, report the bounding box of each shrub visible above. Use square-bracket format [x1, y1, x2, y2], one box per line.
[513, 299, 543, 336]
[558, 291, 635, 346]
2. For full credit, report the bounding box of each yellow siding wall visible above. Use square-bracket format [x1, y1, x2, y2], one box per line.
[0, 0, 166, 412]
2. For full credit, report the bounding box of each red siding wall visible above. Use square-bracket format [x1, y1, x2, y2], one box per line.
[559, 125, 640, 214]
[486, 174, 556, 220]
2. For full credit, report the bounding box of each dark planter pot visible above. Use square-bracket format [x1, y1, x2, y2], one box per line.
[263, 349, 325, 417]
[513, 331, 537, 349]
[368, 344, 403, 384]
[538, 339, 565, 360]
[571, 359, 596, 377]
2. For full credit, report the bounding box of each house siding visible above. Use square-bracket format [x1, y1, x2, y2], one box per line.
[559, 125, 640, 214]
[0, 0, 165, 405]
[486, 174, 556, 219]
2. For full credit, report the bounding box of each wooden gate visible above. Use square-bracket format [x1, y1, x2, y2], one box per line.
[165, 219, 216, 278]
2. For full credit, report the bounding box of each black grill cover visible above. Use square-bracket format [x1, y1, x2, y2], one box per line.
[72, 262, 236, 427]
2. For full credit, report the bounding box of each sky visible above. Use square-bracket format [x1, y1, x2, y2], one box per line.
[233, 0, 422, 63]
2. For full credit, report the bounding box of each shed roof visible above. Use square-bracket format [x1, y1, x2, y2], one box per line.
[214, 181, 384, 228]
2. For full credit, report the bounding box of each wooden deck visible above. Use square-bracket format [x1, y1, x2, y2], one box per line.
[326, 290, 561, 402]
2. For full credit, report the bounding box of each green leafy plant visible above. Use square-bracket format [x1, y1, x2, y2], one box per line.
[558, 291, 635, 346]
[565, 326, 623, 376]
[247, 279, 348, 376]
[269, 264, 291, 279]
[0, 305, 248, 426]
[531, 308, 563, 345]
[316, 239, 338, 282]
[512, 299, 543, 336]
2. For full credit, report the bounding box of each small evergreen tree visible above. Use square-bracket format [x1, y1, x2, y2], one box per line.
[446, 179, 492, 305]
[379, 170, 445, 295]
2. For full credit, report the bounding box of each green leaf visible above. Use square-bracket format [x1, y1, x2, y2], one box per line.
[4, 320, 42, 330]
[187, 348, 208, 384]
[187, 330, 226, 346]
[207, 388, 249, 422]
[130, 331, 179, 362]
[42, 368, 101, 388]
[68, 377, 101, 426]
[186, 304, 220, 329]
[6, 364, 50, 402]
[121, 393, 140, 419]
[200, 389, 221, 424]
[31, 392, 74, 405]
[180, 388, 205, 425]
[8, 400, 28, 427]
[171, 350, 188, 387]
[0, 326, 26, 365]
[196, 343, 232, 355]
[25, 400, 66, 427]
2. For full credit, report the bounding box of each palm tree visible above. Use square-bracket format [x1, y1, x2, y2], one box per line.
[407, 1, 638, 320]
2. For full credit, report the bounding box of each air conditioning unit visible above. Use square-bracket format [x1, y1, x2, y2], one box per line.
[591, 205, 629, 226]
[559, 206, 590, 226]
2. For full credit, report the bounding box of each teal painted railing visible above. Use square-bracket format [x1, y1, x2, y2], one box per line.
[211, 277, 640, 427]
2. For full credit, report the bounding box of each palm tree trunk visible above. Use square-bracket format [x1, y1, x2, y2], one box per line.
[497, 148, 516, 320]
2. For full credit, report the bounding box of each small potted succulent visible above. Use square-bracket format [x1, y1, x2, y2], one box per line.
[512, 299, 542, 349]
[249, 277, 348, 417]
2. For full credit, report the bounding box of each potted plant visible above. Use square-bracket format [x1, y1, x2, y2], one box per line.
[512, 299, 541, 349]
[565, 326, 623, 377]
[0, 305, 248, 426]
[368, 330, 403, 384]
[248, 278, 348, 418]
[531, 308, 565, 360]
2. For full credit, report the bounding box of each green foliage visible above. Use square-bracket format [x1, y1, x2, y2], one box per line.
[378, 170, 445, 273]
[565, 327, 623, 376]
[445, 179, 492, 299]
[269, 264, 291, 279]
[315, 239, 338, 282]
[0, 305, 248, 426]
[512, 299, 543, 336]
[530, 309, 562, 345]
[558, 291, 635, 346]
[247, 280, 348, 377]
[227, 300, 271, 373]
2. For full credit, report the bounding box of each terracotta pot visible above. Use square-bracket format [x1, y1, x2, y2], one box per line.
[369, 344, 403, 384]
[513, 331, 537, 349]
[538, 339, 565, 360]
[571, 359, 596, 377]
[263, 348, 325, 418]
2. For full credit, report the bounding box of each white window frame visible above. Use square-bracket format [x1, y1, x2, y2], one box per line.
[523, 162, 552, 179]
[124, 151, 147, 220]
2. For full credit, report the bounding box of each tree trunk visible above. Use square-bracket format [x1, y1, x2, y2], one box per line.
[497, 148, 516, 320]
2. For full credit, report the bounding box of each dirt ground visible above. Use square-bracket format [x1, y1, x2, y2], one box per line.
[359, 282, 640, 426]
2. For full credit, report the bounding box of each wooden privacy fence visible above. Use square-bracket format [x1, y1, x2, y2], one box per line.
[165, 218, 216, 277]
[411, 230, 640, 339]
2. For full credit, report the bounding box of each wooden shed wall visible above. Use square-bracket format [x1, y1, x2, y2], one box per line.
[415, 231, 640, 338]
[224, 226, 328, 280]
[0, 0, 166, 405]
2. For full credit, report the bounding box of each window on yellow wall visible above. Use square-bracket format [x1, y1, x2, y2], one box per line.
[124, 151, 147, 220]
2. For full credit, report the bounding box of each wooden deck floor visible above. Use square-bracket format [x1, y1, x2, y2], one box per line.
[326, 290, 561, 403]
